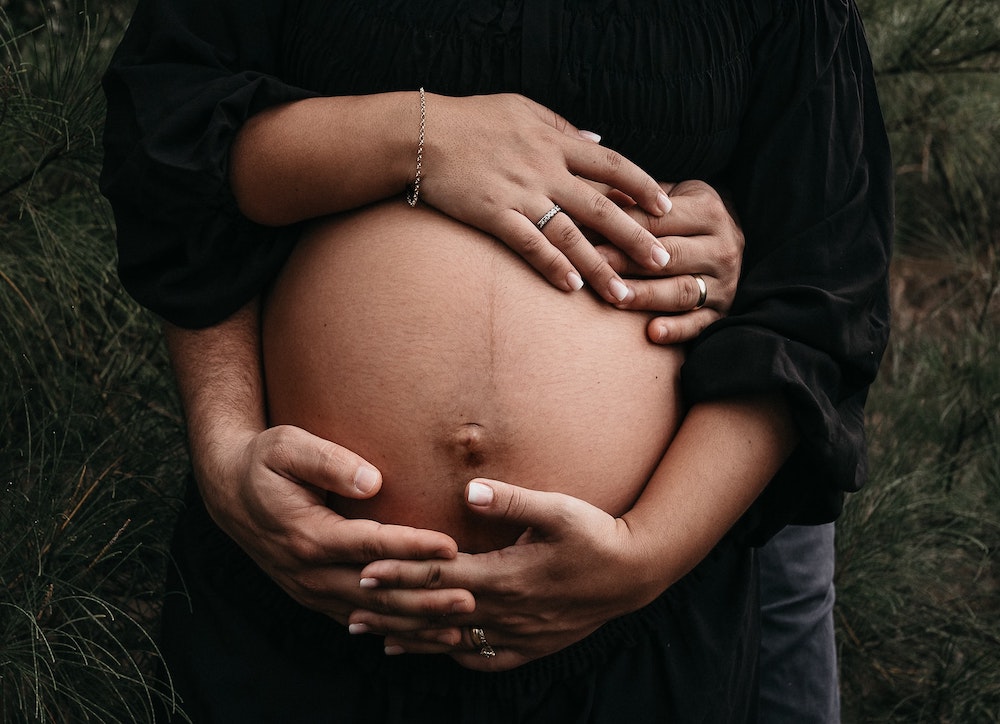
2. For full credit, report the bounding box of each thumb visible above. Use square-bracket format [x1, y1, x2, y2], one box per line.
[465, 478, 577, 533]
[262, 425, 383, 499]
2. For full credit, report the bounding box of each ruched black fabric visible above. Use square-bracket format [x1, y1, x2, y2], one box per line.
[158, 481, 759, 723]
[101, 0, 892, 538]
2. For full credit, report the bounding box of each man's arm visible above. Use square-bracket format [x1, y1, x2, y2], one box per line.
[164, 300, 470, 625]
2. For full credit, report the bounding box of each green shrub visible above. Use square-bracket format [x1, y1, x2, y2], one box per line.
[838, 5, 1000, 720]
[1, 3, 187, 721]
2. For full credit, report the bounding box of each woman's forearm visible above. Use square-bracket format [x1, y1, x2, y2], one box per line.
[230, 93, 418, 226]
[230, 91, 679, 305]
[623, 394, 798, 598]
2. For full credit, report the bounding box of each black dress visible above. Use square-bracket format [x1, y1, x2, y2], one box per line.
[100, 1, 892, 721]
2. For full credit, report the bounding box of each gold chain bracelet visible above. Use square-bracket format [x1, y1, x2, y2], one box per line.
[405, 87, 426, 207]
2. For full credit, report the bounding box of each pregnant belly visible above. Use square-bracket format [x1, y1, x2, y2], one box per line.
[262, 201, 684, 552]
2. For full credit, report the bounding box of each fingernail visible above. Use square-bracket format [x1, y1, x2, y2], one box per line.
[609, 278, 630, 302]
[657, 192, 672, 215]
[354, 465, 380, 494]
[385, 645, 406, 656]
[578, 130, 602, 143]
[566, 270, 584, 291]
[467, 481, 494, 506]
[348, 623, 369, 635]
[360, 577, 379, 589]
[651, 244, 670, 267]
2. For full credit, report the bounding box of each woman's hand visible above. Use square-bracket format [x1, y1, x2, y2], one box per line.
[348, 479, 665, 671]
[421, 93, 673, 305]
[235, 92, 730, 311]
[592, 180, 745, 344]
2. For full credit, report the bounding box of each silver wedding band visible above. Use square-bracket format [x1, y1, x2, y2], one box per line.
[470, 626, 496, 659]
[691, 274, 708, 310]
[536, 204, 562, 231]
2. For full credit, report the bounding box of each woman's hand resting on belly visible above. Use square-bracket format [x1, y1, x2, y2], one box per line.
[349, 391, 797, 673]
[351, 478, 650, 670]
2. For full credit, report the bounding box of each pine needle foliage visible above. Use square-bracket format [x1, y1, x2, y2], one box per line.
[862, 0, 1000, 258]
[1, 2, 188, 721]
[838, 1, 1000, 721]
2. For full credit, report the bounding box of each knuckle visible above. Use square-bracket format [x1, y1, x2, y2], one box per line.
[550, 220, 583, 251]
[359, 534, 386, 562]
[690, 183, 714, 205]
[489, 571, 521, 600]
[261, 427, 295, 466]
[422, 564, 445, 590]
[581, 257, 613, 287]
[602, 147, 624, 174]
[731, 227, 747, 255]
[621, 281, 650, 308]
[287, 535, 323, 563]
[312, 442, 339, 474]
[631, 208, 657, 235]
[515, 229, 549, 259]
[587, 191, 617, 223]
[626, 222, 651, 252]
[368, 591, 394, 614]
[717, 243, 742, 276]
[289, 571, 326, 605]
[504, 490, 531, 521]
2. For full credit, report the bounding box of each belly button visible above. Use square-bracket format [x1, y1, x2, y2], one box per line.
[450, 423, 489, 468]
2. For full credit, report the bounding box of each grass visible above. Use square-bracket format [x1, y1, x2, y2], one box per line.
[1, 0, 999, 721]
[837, 251, 1000, 722]
[2, 3, 189, 720]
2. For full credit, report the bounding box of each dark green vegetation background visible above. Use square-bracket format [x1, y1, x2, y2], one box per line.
[2, 1, 998, 721]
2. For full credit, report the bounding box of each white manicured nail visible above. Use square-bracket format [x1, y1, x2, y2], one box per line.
[651, 245, 670, 267]
[658, 192, 672, 215]
[566, 270, 584, 291]
[467, 481, 494, 506]
[609, 278, 630, 302]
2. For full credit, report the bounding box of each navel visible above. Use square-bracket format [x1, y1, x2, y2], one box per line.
[447, 422, 490, 468]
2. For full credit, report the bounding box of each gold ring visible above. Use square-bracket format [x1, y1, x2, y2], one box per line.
[691, 274, 707, 310]
[470, 626, 496, 659]
[536, 204, 562, 231]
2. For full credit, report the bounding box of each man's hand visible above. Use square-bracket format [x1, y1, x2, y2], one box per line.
[595, 180, 745, 343]
[201, 424, 469, 626]
[165, 304, 470, 628]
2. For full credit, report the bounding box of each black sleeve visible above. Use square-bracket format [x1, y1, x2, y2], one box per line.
[100, 0, 317, 328]
[684, 0, 893, 543]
